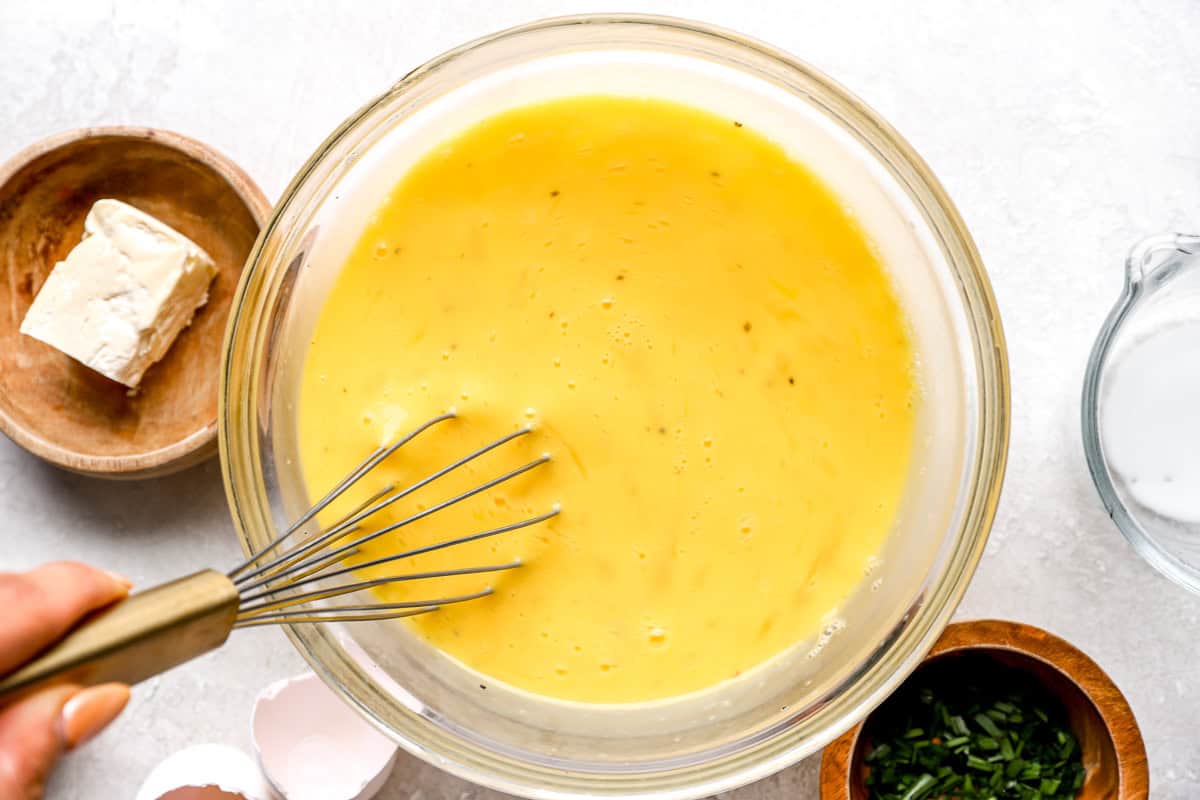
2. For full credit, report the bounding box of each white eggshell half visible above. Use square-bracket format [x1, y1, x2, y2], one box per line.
[136, 743, 280, 800]
[252, 672, 398, 800]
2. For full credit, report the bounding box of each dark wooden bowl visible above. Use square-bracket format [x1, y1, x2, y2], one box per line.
[820, 619, 1148, 800]
[0, 127, 270, 478]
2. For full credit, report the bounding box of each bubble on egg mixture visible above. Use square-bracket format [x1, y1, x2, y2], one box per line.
[805, 618, 846, 661]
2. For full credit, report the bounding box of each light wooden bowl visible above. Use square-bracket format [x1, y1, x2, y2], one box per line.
[0, 127, 270, 478]
[820, 619, 1149, 800]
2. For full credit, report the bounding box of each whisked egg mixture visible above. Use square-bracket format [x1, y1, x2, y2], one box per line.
[298, 96, 916, 703]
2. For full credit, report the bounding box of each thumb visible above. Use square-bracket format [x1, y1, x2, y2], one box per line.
[0, 684, 130, 800]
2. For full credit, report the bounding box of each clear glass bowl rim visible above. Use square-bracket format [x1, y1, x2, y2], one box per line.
[219, 13, 1010, 799]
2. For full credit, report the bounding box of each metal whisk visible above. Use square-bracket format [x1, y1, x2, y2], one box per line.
[0, 412, 555, 702]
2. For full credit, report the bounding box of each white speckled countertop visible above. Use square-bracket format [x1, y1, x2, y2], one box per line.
[2, 1, 1199, 797]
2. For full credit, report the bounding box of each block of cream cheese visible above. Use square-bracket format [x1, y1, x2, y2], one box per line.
[20, 198, 217, 387]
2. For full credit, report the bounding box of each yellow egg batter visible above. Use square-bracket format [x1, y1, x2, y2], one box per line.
[298, 96, 915, 703]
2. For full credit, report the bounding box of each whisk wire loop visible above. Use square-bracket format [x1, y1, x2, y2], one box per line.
[228, 414, 556, 628]
[236, 561, 522, 616]
[233, 425, 536, 588]
[227, 411, 458, 578]
[239, 454, 551, 597]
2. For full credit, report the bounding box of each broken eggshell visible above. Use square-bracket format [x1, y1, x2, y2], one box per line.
[252, 672, 399, 800]
[135, 743, 280, 800]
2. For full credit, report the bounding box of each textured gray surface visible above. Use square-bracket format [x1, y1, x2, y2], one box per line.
[2, 0, 1198, 797]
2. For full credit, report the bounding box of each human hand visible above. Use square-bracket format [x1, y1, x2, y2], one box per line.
[0, 563, 133, 799]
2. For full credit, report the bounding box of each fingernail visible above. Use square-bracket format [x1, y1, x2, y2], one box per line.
[103, 570, 133, 591]
[61, 683, 130, 748]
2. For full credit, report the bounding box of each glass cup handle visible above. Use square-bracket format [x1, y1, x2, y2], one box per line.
[1125, 233, 1200, 286]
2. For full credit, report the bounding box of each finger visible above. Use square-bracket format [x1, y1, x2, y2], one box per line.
[61, 684, 130, 749]
[0, 685, 77, 800]
[0, 563, 131, 675]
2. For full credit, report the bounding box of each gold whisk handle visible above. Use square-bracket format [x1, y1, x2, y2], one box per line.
[0, 570, 240, 704]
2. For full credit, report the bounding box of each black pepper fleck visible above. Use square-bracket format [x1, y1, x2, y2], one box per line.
[658, 426, 667, 434]
[710, 170, 721, 178]
[550, 189, 560, 197]
[788, 376, 795, 385]
[733, 120, 743, 128]
[742, 321, 752, 332]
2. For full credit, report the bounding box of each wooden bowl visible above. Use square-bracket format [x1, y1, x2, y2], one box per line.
[820, 619, 1148, 800]
[0, 127, 270, 478]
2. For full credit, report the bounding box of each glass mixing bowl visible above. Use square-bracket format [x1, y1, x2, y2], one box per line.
[219, 15, 1009, 799]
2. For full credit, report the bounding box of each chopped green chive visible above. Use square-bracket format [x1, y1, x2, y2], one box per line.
[975, 712, 1004, 738]
[898, 773, 936, 800]
[1000, 735, 1016, 761]
[967, 755, 996, 772]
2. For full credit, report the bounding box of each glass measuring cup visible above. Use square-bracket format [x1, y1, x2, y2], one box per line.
[1083, 233, 1200, 594]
